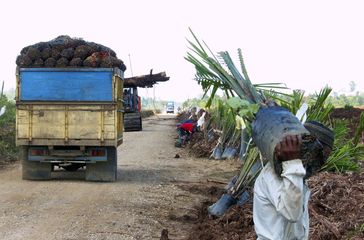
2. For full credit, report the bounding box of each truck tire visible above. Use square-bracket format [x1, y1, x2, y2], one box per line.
[85, 147, 117, 182]
[21, 146, 52, 180]
[124, 112, 142, 132]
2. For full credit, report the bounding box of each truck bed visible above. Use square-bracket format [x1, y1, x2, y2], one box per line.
[16, 103, 122, 146]
[16, 68, 124, 147]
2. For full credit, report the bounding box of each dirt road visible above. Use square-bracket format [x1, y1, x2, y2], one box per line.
[0, 115, 238, 240]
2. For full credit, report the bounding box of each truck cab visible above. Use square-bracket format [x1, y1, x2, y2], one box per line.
[123, 71, 170, 131]
[123, 87, 141, 113]
[123, 86, 142, 131]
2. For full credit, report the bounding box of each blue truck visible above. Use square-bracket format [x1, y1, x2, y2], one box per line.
[16, 68, 124, 181]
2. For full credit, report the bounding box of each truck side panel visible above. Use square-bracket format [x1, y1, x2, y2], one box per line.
[16, 68, 124, 147]
[19, 69, 113, 101]
[16, 105, 118, 146]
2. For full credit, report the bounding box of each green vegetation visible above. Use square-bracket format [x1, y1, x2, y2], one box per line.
[0, 96, 18, 163]
[141, 97, 167, 112]
[182, 97, 208, 109]
[185, 29, 363, 177]
[322, 121, 363, 172]
[326, 92, 364, 107]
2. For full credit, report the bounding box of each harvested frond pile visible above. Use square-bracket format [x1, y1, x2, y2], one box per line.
[189, 131, 218, 158]
[308, 171, 364, 239]
[186, 171, 364, 240]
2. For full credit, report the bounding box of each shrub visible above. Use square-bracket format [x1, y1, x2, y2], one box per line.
[0, 96, 18, 164]
[140, 110, 155, 118]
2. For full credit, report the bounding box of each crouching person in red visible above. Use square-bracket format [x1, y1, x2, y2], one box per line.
[175, 122, 197, 147]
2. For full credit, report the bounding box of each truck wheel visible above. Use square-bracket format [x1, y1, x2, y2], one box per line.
[21, 146, 52, 180]
[85, 147, 117, 182]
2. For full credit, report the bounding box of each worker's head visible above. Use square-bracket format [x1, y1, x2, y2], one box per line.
[304, 120, 334, 158]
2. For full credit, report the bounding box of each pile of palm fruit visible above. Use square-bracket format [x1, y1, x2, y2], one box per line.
[16, 35, 126, 71]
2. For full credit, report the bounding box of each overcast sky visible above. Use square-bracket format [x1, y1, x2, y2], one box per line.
[1, 0, 363, 102]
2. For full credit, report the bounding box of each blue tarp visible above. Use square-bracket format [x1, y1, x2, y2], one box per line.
[19, 68, 114, 101]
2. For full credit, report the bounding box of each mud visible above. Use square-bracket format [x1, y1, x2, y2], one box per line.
[184, 170, 364, 240]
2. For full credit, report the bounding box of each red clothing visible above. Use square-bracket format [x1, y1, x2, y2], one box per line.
[179, 122, 195, 132]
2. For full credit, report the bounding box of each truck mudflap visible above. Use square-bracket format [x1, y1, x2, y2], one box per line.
[21, 146, 52, 180]
[85, 147, 117, 182]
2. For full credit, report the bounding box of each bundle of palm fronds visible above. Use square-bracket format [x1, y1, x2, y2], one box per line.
[208, 99, 238, 160]
[186, 28, 309, 167]
[274, 86, 363, 173]
[221, 127, 241, 160]
[230, 143, 261, 197]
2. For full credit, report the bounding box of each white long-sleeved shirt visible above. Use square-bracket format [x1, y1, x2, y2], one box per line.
[253, 160, 310, 240]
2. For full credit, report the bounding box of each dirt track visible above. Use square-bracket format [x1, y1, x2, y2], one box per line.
[0, 115, 238, 240]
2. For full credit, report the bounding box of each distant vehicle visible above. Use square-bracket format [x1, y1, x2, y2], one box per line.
[166, 101, 174, 114]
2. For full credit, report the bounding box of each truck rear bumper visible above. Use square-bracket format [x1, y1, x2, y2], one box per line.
[16, 138, 123, 147]
[27, 146, 110, 163]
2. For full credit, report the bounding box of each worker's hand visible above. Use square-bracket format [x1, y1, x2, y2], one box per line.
[274, 135, 302, 161]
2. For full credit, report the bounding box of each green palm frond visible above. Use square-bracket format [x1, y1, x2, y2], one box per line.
[219, 51, 262, 103]
[186, 28, 264, 107]
[238, 49, 251, 84]
[230, 145, 261, 196]
[306, 86, 334, 124]
[353, 112, 364, 145]
[321, 119, 362, 173]
[279, 90, 305, 115]
[254, 83, 288, 89]
[322, 143, 363, 172]
[186, 28, 293, 110]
